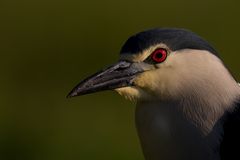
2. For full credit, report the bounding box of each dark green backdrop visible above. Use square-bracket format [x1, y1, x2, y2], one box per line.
[0, 0, 239, 159]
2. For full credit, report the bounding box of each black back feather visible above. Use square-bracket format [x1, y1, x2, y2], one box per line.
[220, 98, 240, 159]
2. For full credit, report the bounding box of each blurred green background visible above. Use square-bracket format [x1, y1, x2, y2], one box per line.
[0, 0, 239, 159]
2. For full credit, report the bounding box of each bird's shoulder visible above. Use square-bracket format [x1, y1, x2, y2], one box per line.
[220, 97, 240, 159]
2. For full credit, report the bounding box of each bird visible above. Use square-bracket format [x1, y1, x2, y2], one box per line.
[67, 28, 240, 160]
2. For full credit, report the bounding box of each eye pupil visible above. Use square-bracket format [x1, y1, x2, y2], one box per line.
[151, 48, 167, 63]
[156, 53, 163, 58]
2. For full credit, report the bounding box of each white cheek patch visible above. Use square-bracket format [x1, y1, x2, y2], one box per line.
[133, 49, 240, 134]
[132, 49, 240, 100]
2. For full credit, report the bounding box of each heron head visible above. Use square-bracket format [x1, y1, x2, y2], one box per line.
[68, 28, 235, 102]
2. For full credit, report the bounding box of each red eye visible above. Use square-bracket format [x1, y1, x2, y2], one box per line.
[151, 48, 167, 63]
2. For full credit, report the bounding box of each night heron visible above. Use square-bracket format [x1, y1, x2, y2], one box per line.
[67, 28, 240, 160]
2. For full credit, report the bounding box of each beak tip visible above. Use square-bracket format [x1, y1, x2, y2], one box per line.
[66, 90, 78, 98]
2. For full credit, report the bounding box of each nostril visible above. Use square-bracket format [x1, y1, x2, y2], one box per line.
[115, 67, 125, 72]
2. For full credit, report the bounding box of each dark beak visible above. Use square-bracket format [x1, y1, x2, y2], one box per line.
[67, 61, 143, 98]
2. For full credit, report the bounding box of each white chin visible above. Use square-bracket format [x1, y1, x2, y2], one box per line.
[115, 86, 151, 102]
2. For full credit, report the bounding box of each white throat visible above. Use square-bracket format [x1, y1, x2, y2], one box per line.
[118, 50, 240, 160]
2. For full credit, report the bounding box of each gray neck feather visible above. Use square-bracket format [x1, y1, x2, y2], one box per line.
[135, 54, 240, 160]
[136, 100, 222, 160]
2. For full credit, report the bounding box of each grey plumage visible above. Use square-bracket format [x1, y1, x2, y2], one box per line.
[68, 28, 240, 160]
